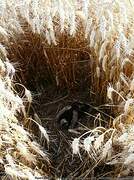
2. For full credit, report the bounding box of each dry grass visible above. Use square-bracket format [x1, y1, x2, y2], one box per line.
[0, 0, 134, 179]
[0, 45, 51, 179]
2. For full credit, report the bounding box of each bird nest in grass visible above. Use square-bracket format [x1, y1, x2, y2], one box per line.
[1, 0, 134, 179]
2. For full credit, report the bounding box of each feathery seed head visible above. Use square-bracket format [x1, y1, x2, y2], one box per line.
[72, 138, 80, 155]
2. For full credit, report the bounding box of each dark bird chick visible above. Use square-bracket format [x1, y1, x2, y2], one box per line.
[56, 101, 90, 130]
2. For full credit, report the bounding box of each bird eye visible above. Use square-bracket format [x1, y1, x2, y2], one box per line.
[60, 119, 69, 129]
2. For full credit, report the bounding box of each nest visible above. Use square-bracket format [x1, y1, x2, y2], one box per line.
[1, 0, 134, 179]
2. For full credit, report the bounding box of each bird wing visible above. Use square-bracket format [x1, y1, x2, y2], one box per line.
[56, 105, 71, 120]
[69, 110, 78, 129]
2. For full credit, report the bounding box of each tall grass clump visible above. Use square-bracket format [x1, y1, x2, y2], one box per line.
[0, 39, 50, 179]
[0, 0, 134, 178]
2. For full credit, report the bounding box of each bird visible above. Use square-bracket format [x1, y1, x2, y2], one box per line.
[56, 101, 90, 130]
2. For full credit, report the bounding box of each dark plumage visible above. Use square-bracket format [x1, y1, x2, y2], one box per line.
[56, 101, 90, 130]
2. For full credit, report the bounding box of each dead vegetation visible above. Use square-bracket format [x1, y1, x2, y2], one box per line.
[1, 0, 134, 179]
